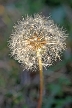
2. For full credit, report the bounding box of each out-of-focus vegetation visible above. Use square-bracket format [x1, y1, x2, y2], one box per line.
[0, 0, 72, 108]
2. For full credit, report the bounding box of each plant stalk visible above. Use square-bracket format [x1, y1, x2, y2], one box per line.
[37, 50, 43, 108]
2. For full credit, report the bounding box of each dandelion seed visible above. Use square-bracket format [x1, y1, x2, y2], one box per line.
[8, 14, 67, 71]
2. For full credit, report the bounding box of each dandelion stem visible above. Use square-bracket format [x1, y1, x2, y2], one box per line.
[37, 50, 43, 108]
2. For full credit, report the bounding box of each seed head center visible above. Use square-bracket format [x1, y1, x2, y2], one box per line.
[28, 33, 46, 50]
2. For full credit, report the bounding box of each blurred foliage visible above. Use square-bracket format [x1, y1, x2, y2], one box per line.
[0, 0, 72, 108]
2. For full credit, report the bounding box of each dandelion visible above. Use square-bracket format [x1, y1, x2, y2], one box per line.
[8, 14, 67, 108]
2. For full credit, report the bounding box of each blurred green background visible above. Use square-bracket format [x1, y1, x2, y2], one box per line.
[0, 0, 72, 108]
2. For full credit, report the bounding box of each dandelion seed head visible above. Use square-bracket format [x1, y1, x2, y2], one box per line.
[8, 14, 67, 71]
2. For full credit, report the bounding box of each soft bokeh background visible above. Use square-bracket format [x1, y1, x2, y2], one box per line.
[0, 0, 72, 108]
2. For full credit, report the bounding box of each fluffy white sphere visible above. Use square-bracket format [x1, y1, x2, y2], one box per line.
[8, 14, 67, 71]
